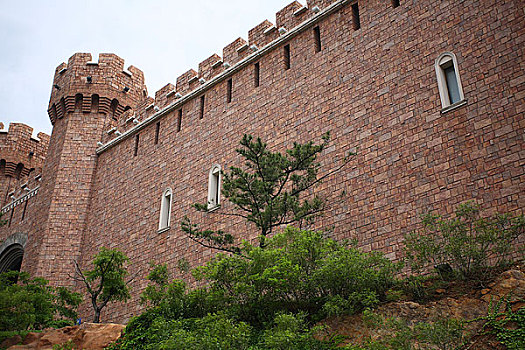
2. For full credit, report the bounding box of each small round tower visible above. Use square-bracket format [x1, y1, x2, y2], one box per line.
[47, 52, 146, 129]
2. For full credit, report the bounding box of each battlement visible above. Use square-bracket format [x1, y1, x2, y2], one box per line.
[98, 0, 350, 149]
[48, 53, 147, 125]
[0, 122, 50, 154]
[0, 123, 48, 207]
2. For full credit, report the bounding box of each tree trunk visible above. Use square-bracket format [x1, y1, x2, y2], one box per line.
[93, 308, 101, 323]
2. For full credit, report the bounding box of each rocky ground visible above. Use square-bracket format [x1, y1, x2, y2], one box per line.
[1, 323, 124, 350]
[322, 268, 524, 349]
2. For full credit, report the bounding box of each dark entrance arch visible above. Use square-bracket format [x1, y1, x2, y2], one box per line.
[0, 243, 24, 273]
[0, 232, 28, 273]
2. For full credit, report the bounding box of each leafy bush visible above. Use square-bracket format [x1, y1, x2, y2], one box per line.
[111, 227, 399, 349]
[404, 201, 524, 281]
[155, 313, 252, 350]
[256, 312, 342, 350]
[194, 227, 401, 326]
[0, 271, 81, 331]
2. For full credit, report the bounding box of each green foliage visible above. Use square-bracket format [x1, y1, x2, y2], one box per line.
[72, 247, 131, 323]
[360, 310, 466, 350]
[475, 296, 525, 350]
[52, 339, 76, 350]
[404, 201, 524, 281]
[140, 262, 170, 307]
[112, 311, 344, 350]
[111, 227, 396, 349]
[256, 312, 341, 350]
[182, 133, 354, 252]
[415, 317, 466, 350]
[194, 227, 400, 326]
[111, 312, 252, 350]
[0, 271, 81, 331]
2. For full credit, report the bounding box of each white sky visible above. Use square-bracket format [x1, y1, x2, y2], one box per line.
[0, 0, 299, 136]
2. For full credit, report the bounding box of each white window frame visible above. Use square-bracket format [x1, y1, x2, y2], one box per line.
[158, 188, 172, 232]
[435, 52, 466, 112]
[207, 165, 221, 210]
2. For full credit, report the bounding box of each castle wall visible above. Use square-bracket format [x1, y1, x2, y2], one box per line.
[0, 0, 523, 323]
[81, 0, 524, 322]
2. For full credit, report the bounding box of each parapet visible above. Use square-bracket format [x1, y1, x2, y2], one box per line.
[146, 0, 336, 115]
[48, 53, 147, 125]
[99, 0, 345, 149]
[0, 123, 49, 179]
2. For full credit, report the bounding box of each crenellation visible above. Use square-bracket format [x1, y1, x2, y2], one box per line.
[0, 122, 49, 208]
[36, 133, 50, 145]
[48, 53, 147, 126]
[198, 54, 224, 81]
[155, 83, 176, 109]
[276, 1, 309, 30]
[127, 65, 144, 82]
[176, 69, 198, 96]
[248, 20, 278, 48]
[306, 0, 334, 11]
[67, 52, 92, 67]
[223, 37, 249, 66]
[98, 53, 125, 70]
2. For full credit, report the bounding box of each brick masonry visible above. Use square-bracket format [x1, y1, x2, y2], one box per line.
[0, 0, 524, 322]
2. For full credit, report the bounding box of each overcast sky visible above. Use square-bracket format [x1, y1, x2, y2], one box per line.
[0, 0, 297, 136]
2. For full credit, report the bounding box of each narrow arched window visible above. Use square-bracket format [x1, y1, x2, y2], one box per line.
[435, 52, 465, 109]
[207, 165, 221, 210]
[74, 93, 83, 112]
[14, 163, 24, 180]
[158, 188, 172, 231]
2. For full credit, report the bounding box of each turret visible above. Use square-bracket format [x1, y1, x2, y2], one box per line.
[21, 53, 147, 287]
[47, 53, 146, 129]
[0, 123, 49, 207]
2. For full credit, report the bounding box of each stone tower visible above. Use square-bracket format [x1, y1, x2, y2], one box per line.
[0, 123, 49, 273]
[22, 53, 146, 286]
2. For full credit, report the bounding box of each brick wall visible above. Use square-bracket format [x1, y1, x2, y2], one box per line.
[1, 0, 523, 323]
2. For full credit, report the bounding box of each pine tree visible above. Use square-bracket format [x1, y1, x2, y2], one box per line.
[182, 133, 354, 254]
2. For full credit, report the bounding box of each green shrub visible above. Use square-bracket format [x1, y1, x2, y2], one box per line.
[111, 313, 252, 350]
[156, 313, 252, 350]
[195, 227, 401, 325]
[112, 227, 399, 349]
[0, 271, 81, 331]
[404, 202, 524, 281]
[256, 312, 342, 350]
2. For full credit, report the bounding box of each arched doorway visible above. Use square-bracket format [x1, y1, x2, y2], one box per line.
[0, 232, 27, 273]
[0, 244, 24, 273]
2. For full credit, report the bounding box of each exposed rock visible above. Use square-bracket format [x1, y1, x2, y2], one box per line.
[0, 335, 22, 349]
[321, 269, 525, 349]
[6, 323, 124, 350]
